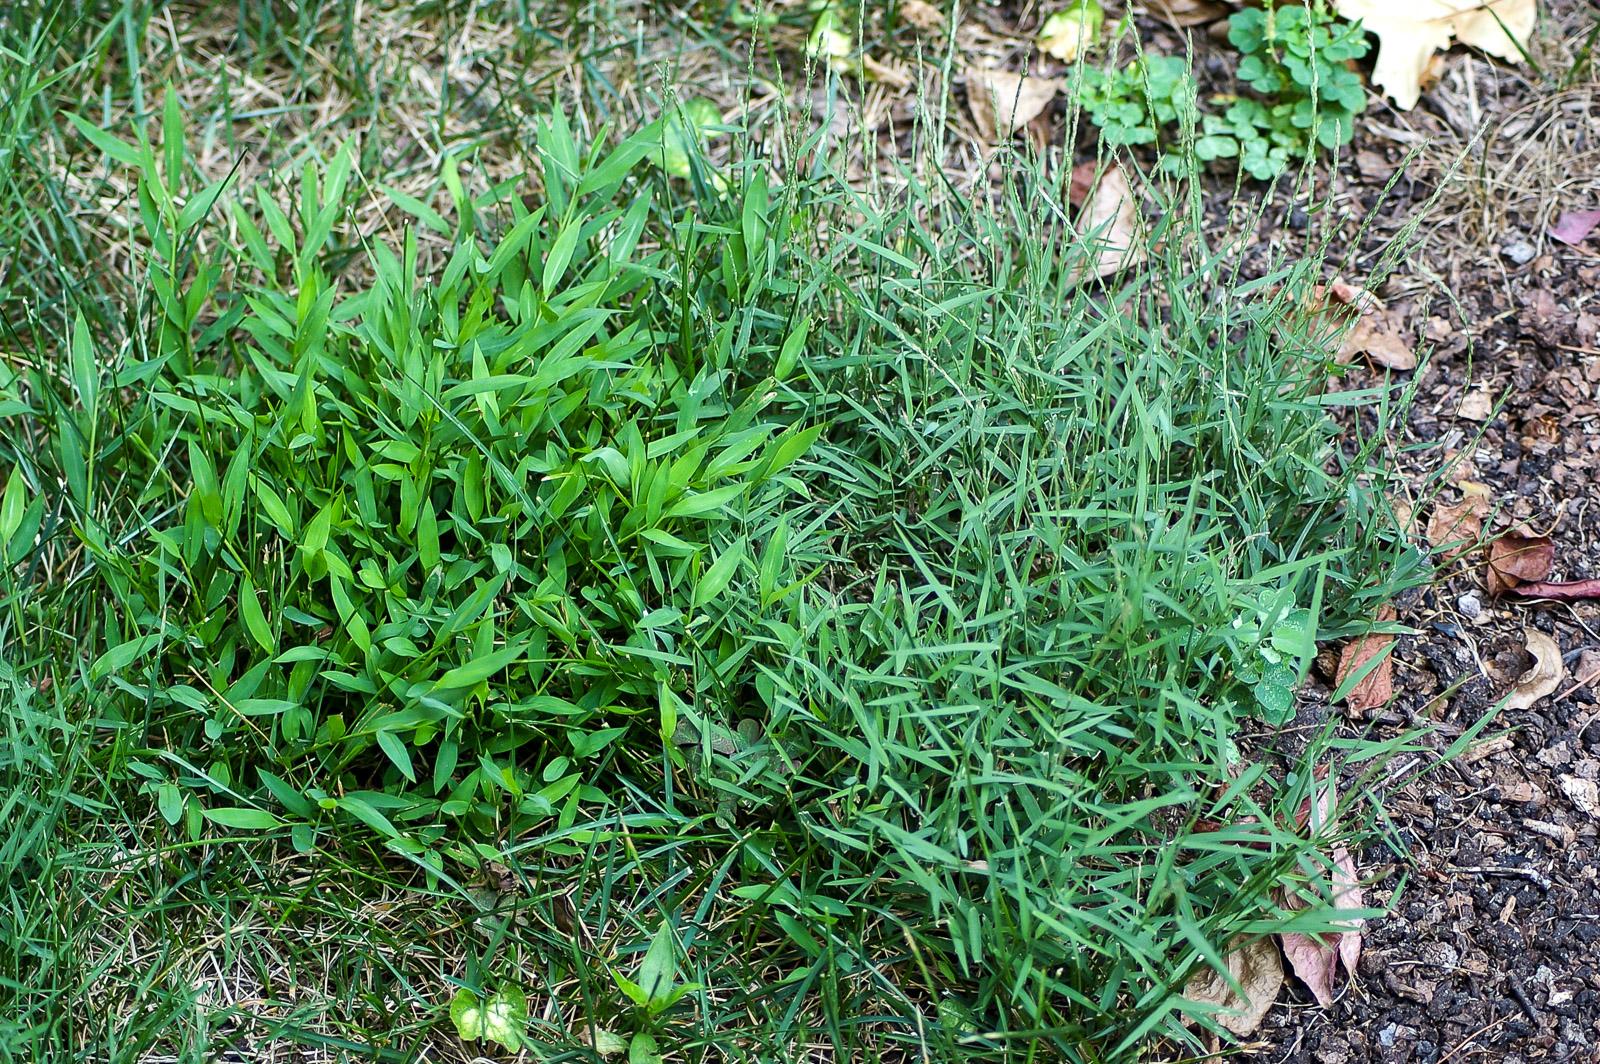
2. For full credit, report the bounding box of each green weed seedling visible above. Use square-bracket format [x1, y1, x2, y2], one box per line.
[1227, 588, 1319, 724]
[1072, 54, 1195, 151]
[449, 984, 528, 1052]
[607, 921, 699, 1064]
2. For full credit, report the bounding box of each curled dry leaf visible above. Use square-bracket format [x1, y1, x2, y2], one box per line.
[1321, 280, 1381, 314]
[862, 53, 914, 90]
[1278, 777, 1364, 1007]
[1334, 605, 1396, 716]
[1506, 577, 1600, 602]
[1332, 0, 1537, 110]
[1505, 630, 1565, 711]
[1341, 307, 1418, 371]
[1070, 162, 1143, 280]
[1181, 935, 1284, 1035]
[1486, 532, 1555, 596]
[966, 69, 1061, 140]
[1550, 208, 1600, 247]
[1307, 283, 1416, 370]
[897, 0, 948, 33]
[1279, 855, 1363, 1006]
[1558, 775, 1600, 818]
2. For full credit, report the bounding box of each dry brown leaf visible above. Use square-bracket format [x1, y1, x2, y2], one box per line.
[966, 69, 1061, 140]
[1323, 280, 1380, 314]
[1486, 532, 1555, 596]
[1332, 0, 1537, 110]
[1181, 935, 1284, 1035]
[1506, 577, 1600, 601]
[1505, 630, 1565, 711]
[1391, 495, 1417, 541]
[1278, 778, 1364, 1007]
[1426, 493, 1488, 563]
[1341, 310, 1418, 370]
[862, 53, 914, 90]
[1335, 605, 1396, 715]
[1308, 284, 1417, 370]
[898, 0, 947, 33]
[1068, 160, 1097, 211]
[1071, 163, 1143, 280]
[1551, 208, 1600, 247]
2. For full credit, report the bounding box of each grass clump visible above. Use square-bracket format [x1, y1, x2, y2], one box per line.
[20, 99, 817, 871]
[3, 41, 1428, 1064]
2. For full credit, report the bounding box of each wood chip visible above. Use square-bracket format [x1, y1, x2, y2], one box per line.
[1457, 387, 1494, 421]
[1557, 775, 1599, 817]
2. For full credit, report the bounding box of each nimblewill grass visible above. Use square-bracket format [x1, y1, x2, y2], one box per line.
[3, 4, 1439, 1062]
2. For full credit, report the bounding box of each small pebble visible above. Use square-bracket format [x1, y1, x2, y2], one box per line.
[1458, 591, 1483, 619]
[1502, 240, 1537, 265]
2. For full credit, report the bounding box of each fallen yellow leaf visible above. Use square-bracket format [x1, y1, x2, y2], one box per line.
[1332, 0, 1537, 110]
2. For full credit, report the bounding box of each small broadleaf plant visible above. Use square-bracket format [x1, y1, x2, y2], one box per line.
[1229, 589, 1318, 725]
[450, 985, 529, 1052]
[613, 921, 700, 1018]
[657, 97, 726, 182]
[1208, 2, 1370, 178]
[1071, 2, 1369, 179]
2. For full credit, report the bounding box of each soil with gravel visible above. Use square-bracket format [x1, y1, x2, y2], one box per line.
[1254, 168, 1600, 1063]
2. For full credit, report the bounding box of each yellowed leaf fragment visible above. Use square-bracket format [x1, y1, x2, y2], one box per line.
[1182, 936, 1284, 1035]
[1332, 0, 1537, 110]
